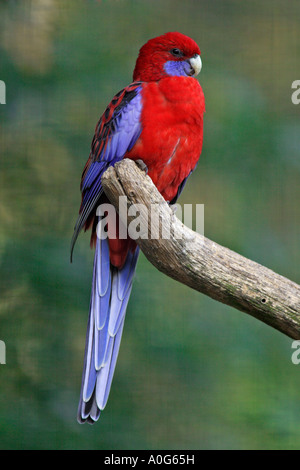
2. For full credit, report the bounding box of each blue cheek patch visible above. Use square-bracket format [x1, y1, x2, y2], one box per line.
[164, 60, 190, 77]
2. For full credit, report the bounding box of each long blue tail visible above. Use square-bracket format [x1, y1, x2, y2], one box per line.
[77, 236, 139, 424]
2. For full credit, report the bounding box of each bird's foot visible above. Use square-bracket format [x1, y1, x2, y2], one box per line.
[170, 204, 178, 214]
[135, 159, 148, 174]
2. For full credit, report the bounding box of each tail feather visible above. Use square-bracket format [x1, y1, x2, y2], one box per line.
[95, 317, 125, 409]
[77, 236, 139, 424]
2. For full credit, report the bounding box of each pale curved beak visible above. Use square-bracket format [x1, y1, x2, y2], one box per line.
[189, 54, 202, 76]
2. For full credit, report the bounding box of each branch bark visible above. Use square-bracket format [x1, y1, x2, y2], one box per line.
[101, 159, 300, 340]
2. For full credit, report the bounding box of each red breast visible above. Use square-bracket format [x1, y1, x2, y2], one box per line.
[127, 76, 205, 202]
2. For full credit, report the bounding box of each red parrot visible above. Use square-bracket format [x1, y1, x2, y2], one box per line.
[71, 32, 205, 424]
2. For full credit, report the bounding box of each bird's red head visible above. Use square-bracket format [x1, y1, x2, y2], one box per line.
[133, 32, 202, 82]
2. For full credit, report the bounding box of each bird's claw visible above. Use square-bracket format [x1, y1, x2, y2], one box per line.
[135, 159, 148, 174]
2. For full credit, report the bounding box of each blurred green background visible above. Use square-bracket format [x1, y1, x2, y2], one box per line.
[0, 0, 299, 450]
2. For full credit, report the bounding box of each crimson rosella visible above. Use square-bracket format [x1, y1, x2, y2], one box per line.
[71, 32, 205, 423]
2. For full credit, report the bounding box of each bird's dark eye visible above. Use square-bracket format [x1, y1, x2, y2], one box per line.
[170, 48, 183, 57]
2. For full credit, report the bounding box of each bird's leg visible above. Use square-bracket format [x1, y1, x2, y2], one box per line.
[135, 159, 148, 174]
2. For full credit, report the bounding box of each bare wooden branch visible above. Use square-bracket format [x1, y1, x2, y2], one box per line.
[101, 159, 300, 339]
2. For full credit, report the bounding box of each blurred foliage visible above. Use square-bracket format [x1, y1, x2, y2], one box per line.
[0, 0, 300, 450]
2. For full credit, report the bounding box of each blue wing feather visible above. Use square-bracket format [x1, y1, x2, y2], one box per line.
[71, 83, 142, 261]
